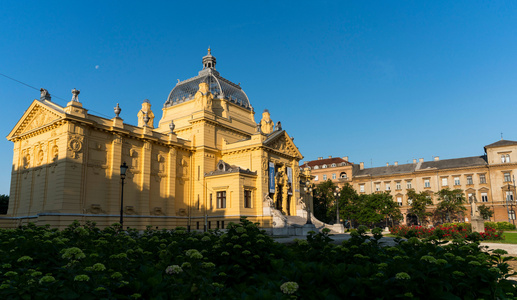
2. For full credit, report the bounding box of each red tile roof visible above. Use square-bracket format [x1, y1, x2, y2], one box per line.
[299, 157, 353, 168]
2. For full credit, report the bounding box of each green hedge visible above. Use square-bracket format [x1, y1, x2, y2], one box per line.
[0, 219, 515, 299]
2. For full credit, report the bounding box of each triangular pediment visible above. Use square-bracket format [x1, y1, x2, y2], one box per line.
[7, 100, 65, 140]
[264, 130, 303, 159]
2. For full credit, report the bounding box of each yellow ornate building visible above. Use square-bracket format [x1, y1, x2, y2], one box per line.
[3, 49, 306, 230]
[302, 140, 517, 224]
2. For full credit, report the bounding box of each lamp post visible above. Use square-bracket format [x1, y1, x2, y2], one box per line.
[333, 187, 340, 225]
[303, 180, 313, 224]
[506, 181, 516, 226]
[120, 162, 128, 229]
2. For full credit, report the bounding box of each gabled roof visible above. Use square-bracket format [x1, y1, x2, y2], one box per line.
[7, 99, 65, 140]
[300, 157, 353, 169]
[263, 130, 303, 160]
[352, 155, 488, 177]
[484, 139, 517, 149]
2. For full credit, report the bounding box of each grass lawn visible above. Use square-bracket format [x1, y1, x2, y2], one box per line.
[488, 231, 517, 244]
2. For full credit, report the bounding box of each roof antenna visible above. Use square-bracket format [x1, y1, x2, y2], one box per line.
[501, 132, 503, 140]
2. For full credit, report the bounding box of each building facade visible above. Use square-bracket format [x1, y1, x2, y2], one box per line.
[3, 49, 305, 229]
[302, 140, 517, 224]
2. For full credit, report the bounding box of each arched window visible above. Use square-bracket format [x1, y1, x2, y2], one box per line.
[331, 163, 336, 167]
[313, 166, 319, 170]
[340, 172, 347, 179]
[502, 155, 506, 163]
[322, 164, 327, 169]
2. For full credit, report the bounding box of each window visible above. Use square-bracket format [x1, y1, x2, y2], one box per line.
[322, 164, 327, 169]
[385, 183, 391, 191]
[244, 190, 252, 208]
[509, 210, 516, 220]
[506, 154, 511, 163]
[454, 177, 460, 186]
[480, 174, 486, 184]
[340, 172, 347, 179]
[481, 192, 488, 202]
[210, 194, 213, 209]
[408, 198, 413, 205]
[504, 172, 511, 182]
[323, 174, 327, 180]
[424, 179, 430, 188]
[331, 163, 336, 167]
[506, 191, 514, 201]
[396, 182, 401, 190]
[468, 193, 473, 201]
[217, 221, 220, 229]
[196, 222, 200, 230]
[442, 178, 448, 186]
[502, 155, 506, 163]
[406, 181, 412, 189]
[314, 175, 319, 181]
[360, 185, 365, 193]
[467, 176, 473, 185]
[216, 191, 226, 208]
[221, 221, 224, 229]
[332, 173, 336, 180]
[314, 165, 319, 170]
[397, 197, 402, 206]
[375, 183, 380, 191]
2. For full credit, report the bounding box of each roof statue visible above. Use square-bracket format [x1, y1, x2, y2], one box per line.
[71, 88, 80, 102]
[260, 109, 274, 134]
[137, 99, 154, 128]
[194, 82, 213, 111]
[40, 88, 51, 101]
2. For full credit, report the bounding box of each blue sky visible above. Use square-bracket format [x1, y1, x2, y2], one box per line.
[1, 1, 517, 195]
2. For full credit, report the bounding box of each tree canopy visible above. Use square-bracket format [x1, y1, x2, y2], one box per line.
[434, 188, 467, 223]
[406, 190, 433, 225]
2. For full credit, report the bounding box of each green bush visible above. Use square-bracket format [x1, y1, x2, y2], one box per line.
[0, 219, 515, 299]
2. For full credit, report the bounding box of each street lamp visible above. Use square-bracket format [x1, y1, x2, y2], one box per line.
[333, 187, 340, 225]
[303, 180, 313, 224]
[506, 182, 515, 226]
[120, 162, 128, 229]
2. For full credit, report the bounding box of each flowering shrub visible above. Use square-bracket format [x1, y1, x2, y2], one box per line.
[0, 218, 514, 298]
[390, 223, 504, 241]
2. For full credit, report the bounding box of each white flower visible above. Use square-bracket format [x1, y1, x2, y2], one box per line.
[165, 265, 183, 274]
[280, 281, 299, 294]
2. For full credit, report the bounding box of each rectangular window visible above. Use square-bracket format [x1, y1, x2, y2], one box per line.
[481, 192, 488, 202]
[467, 176, 473, 185]
[397, 197, 402, 206]
[504, 172, 511, 182]
[208, 221, 211, 229]
[454, 177, 460, 186]
[217, 191, 226, 208]
[385, 183, 391, 191]
[332, 173, 336, 180]
[375, 183, 380, 191]
[210, 194, 213, 209]
[323, 174, 327, 180]
[396, 182, 401, 190]
[314, 175, 319, 181]
[442, 178, 448, 186]
[196, 222, 200, 230]
[221, 221, 225, 229]
[424, 179, 430, 188]
[217, 221, 220, 229]
[468, 193, 473, 201]
[407, 181, 412, 189]
[408, 198, 413, 205]
[479, 174, 486, 184]
[197, 195, 200, 210]
[244, 190, 252, 208]
[510, 210, 516, 220]
[506, 191, 514, 201]
[360, 185, 365, 193]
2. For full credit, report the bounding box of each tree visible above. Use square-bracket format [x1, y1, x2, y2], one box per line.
[0, 195, 8, 214]
[478, 204, 494, 220]
[313, 180, 338, 223]
[434, 188, 467, 223]
[406, 190, 433, 226]
[351, 192, 402, 228]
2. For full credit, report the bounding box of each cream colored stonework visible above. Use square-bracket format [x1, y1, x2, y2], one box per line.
[3, 51, 305, 229]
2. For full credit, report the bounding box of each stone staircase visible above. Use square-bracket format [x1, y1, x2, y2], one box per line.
[286, 215, 340, 234]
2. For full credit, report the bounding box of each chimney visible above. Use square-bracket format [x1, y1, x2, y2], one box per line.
[434, 156, 439, 161]
[419, 158, 424, 162]
[328, 155, 332, 159]
[304, 161, 308, 164]
[386, 162, 389, 166]
[413, 159, 417, 164]
[394, 161, 398, 166]
[318, 157, 323, 160]
[343, 156, 349, 161]
[360, 162, 364, 170]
